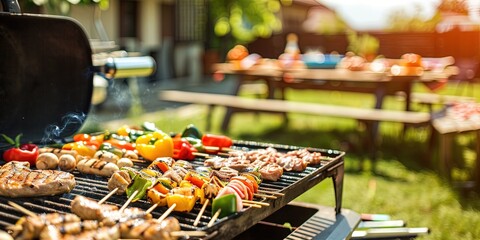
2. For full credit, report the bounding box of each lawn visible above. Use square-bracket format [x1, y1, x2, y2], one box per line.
[85, 81, 480, 239]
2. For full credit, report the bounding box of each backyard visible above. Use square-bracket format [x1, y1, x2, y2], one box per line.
[80, 79, 480, 239]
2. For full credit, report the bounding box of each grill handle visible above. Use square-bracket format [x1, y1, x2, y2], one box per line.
[95, 56, 156, 79]
[1, 0, 21, 13]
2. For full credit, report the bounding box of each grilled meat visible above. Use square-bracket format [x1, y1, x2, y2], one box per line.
[0, 161, 76, 197]
[70, 195, 118, 220]
[108, 170, 132, 195]
[119, 217, 180, 240]
[11, 213, 81, 240]
[60, 225, 120, 240]
[100, 207, 152, 226]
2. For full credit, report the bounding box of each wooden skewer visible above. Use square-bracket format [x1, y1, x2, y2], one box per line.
[207, 209, 221, 227]
[242, 202, 262, 208]
[192, 152, 211, 158]
[158, 203, 176, 222]
[202, 146, 233, 152]
[145, 203, 159, 215]
[257, 189, 285, 196]
[8, 201, 37, 218]
[169, 231, 207, 237]
[119, 190, 138, 212]
[254, 193, 277, 199]
[193, 199, 209, 227]
[242, 200, 269, 206]
[98, 187, 118, 204]
[130, 158, 147, 163]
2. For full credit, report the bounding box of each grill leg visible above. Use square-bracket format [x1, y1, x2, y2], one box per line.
[332, 162, 344, 214]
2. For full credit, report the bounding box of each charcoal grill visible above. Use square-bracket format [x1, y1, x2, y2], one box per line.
[0, 140, 357, 239]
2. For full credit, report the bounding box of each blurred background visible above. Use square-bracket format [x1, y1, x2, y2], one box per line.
[10, 1, 480, 239]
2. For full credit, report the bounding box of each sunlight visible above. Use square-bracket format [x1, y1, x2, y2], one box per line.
[318, 0, 440, 31]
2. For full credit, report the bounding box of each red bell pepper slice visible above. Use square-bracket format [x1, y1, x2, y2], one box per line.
[172, 138, 197, 160]
[184, 172, 206, 188]
[202, 134, 233, 149]
[1, 134, 39, 166]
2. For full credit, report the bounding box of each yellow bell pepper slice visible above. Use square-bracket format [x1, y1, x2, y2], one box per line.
[135, 130, 173, 161]
[166, 194, 196, 212]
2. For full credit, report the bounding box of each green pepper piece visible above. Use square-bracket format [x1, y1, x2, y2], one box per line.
[122, 167, 140, 180]
[99, 142, 125, 158]
[128, 129, 145, 142]
[184, 137, 204, 151]
[181, 124, 203, 139]
[126, 172, 154, 202]
[142, 122, 158, 132]
[212, 194, 237, 219]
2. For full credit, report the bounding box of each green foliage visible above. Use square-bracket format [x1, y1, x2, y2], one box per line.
[386, 4, 442, 32]
[209, 0, 284, 45]
[346, 31, 380, 56]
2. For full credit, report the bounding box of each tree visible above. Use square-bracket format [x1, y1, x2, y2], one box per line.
[386, 3, 442, 32]
[208, 0, 286, 49]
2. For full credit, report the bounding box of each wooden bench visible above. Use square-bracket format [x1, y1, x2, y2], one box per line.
[396, 92, 475, 112]
[432, 116, 480, 186]
[159, 90, 432, 169]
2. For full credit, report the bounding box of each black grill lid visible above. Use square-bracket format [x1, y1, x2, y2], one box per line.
[0, 0, 93, 145]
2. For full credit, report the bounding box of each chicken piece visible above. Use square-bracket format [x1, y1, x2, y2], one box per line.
[0, 161, 76, 197]
[70, 195, 118, 220]
[108, 170, 132, 195]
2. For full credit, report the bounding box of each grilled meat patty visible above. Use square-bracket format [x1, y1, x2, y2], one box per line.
[0, 161, 76, 197]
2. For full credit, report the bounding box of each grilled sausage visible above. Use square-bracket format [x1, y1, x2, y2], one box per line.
[36, 153, 59, 170]
[39, 148, 77, 158]
[94, 150, 119, 164]
[77, 159, 119, 177]
[58, 154, 76, 172]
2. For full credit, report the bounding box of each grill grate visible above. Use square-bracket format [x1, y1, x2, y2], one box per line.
[0, 141, 345, 239]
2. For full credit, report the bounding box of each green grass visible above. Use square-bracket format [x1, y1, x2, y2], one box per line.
[84, 81, 480, 239]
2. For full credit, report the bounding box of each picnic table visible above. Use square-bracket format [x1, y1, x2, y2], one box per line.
[213, 62, 456, 131]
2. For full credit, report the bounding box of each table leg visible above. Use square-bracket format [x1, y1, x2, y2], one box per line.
[439, 133, 453, 180]
[332, 162, 344, 214]
[221, 75, 245, 132]
[274, 81, 289, 125]
[370, 84, 387, 170]
[475, 131, 480, 190]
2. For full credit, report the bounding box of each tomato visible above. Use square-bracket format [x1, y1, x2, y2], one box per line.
[401, 53, 422, 67]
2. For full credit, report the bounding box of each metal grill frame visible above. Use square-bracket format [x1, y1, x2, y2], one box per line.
[0, 140, 345, 239]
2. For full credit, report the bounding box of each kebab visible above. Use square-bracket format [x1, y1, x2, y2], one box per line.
[8, 201, 183, 240]
[106, 158, 263, 217]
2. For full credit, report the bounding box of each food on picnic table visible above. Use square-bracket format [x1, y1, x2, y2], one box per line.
[0, 161, 75, 197]
[1, 134, 39, 166]
[227, 44, 249, 61]
[337, 52, 366, 71]
[401, 53, 422, 67]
